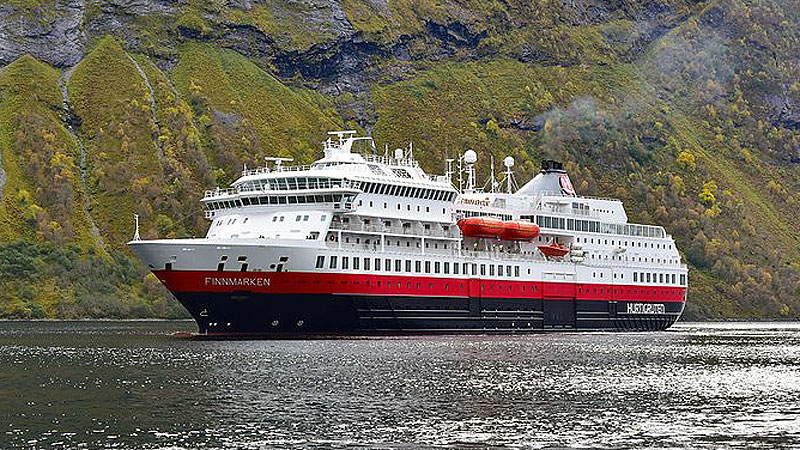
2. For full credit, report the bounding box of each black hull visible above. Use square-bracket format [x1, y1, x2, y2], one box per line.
[176, 292, 685, 336]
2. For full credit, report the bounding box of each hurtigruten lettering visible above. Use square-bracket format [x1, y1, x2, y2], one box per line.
[626, 303, 666, 315]
[205, 277, 271, 287]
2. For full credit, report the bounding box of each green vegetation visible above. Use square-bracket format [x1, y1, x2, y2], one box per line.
[69, 36, 165, 246]
[0, 55, 99, 250]
[0, 0, 798, 319]
[0, 241, 183, 318]
[171, 42, 340, 183]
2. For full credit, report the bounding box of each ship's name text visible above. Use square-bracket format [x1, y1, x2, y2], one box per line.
[204, 277, 271, 287]
[460, 198, 490, 206]
[626, 303, 665, 315]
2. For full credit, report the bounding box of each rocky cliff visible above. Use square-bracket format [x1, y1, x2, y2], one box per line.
[0, 0, 798, 319]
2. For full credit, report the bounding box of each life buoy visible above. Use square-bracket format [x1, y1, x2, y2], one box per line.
[329, 234, 336, 242]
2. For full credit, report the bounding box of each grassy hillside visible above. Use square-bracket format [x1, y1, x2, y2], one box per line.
[0, 56, 97, 247]
[171, 42, 343, 184]
[0, 0, 798, 319]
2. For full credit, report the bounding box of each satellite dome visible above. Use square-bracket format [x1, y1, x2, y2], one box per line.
[464, 150, 477, 164]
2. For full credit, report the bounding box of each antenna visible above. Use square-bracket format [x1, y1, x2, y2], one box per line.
[133, 214, 141, 241]
[457, 156, 463, 193]
[445, 158, 455, 183]
[264, 157, 294, 171]
[489, 156, 497, 193]
[327, 130, 357, 145]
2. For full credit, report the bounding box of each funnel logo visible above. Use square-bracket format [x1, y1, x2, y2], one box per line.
[559, 175, 575, 195]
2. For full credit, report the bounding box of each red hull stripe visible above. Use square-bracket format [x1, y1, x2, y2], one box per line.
[153, 270, 687, 303]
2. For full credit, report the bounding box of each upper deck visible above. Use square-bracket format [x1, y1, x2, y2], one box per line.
[199, 131, 671, 244]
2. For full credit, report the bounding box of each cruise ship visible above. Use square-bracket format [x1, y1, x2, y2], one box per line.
[129, 131, 687, 335]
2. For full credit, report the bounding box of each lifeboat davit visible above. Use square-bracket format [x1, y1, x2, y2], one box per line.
[538, 243, 570, 258]
[457, 217, 504, 238]
[500, 220, 540, 241]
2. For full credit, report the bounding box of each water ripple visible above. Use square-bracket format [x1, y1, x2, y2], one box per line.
[0, 322, 799, 449]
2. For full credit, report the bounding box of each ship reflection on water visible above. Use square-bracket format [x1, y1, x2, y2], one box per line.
[1, 321, 799, 449]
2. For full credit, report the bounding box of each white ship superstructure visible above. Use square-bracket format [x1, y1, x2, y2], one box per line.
[130, 131, 687, 335]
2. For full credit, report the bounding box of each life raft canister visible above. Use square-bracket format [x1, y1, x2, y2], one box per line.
[456, 217, 505, 238]
[500, 220, 540, 241]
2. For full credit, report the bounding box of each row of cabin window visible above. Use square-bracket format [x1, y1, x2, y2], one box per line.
[214, 217, 248, 227]
[358, 199, 447, 214]
[633, 272, 686, 285]
[341, 235, 450, 250]
[575, 236, 673, 250]
[461, 210, 513, 221]
[206, 194, 349, 210]
[215, 214, 327, 226]
[242, 193, 355, 207]
[529, 215, 666, 238]
[589, 254, 679, 265]
[316, 255, 521, 277]
[271, 214, 328, 223]
[577, 286, 683, 298]
[360, 182, 457, 202]
[594, 270, 685, 286]
[238, 177, 345, 192]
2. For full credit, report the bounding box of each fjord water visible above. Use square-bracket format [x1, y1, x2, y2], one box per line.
[1, 322, 799, 449]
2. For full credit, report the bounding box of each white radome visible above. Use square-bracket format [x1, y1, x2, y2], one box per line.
[464, 150, 477, 164]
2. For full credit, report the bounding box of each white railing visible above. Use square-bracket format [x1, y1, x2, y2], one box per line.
[204, 179, 363, 200]
[328, 223, 460, 240]
[323, 241, 575, 264]
[362, 154, 420, 168]
[241, 164, 317, 177]
[203, 188, 238, 199]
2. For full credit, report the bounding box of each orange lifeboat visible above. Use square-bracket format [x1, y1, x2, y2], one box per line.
[538, 243, 570, 258]
[500, 220, 540, 241]
[457, 217, 505, 238]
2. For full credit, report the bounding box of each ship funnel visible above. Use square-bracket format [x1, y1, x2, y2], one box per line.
[515, 159, 576, 197]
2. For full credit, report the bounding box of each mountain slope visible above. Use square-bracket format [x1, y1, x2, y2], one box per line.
[0, 0, 798, 319]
